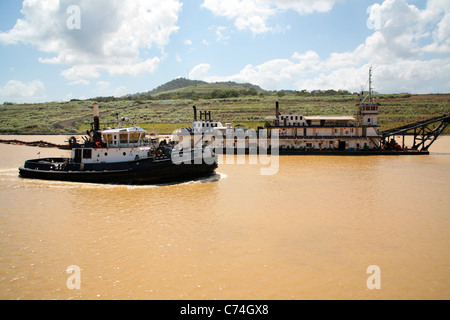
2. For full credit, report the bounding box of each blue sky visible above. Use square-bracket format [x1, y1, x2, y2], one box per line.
[0, 0, 449, 103]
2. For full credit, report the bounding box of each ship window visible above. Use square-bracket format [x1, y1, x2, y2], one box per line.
[103, 134, 113, 144]
[120, 134, 128, 144]
[83, 149, 92, 159]
[129, 133, 139, 144]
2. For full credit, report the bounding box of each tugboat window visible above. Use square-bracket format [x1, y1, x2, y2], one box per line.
[120, 134, 128, 144]
[83, 149, 92, 159]
[129, 133, 139, 144]
[105, 134, 113, 144]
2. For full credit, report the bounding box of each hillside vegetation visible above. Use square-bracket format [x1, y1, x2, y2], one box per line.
[1, 79, 449, 135]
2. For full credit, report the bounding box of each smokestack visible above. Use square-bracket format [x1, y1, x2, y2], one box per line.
[93, 102, 101, 143]
[193, 105, 197, 121]
[276, 101, 280, 118]
[93, 102, 99, 118]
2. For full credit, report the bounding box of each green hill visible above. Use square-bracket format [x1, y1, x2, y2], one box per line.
[148, 78, 209, 95]
[130, 78, 266, 100]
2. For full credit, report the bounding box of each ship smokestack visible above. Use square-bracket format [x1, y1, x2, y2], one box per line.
[276, 101, 280, 118]
[93, 102, 101, 143]
[93, 102, 99, 118]
[93, 102, 100, 131]
[193, 105, 197, 121]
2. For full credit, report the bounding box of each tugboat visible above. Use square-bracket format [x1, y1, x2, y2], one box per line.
[19, 103, 218, 185]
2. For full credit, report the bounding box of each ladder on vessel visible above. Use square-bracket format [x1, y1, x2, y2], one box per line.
[380, 114, 450, 151]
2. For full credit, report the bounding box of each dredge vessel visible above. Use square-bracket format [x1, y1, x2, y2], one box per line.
[185, 68, 449, 155]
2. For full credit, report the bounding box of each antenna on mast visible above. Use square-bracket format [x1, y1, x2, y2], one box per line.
[368, 65, 374, 103]
[360, 66, 374, 104]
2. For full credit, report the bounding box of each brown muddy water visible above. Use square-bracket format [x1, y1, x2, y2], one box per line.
[0, 135, 449, 300]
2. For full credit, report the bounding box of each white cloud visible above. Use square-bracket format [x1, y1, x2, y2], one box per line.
[209, 25, 231, 43]
[0, 80, 46, 103]
[202, 0, 343, 34]
[62, 65, 100, 82]
[0, 0, 182, 81]
[69, 79, 90, 86]
[96, 81, 111, 91]
[201, 55, 450, 93]
[199, 0, 450, 93]
[189, 64, 211, 79]
[366, 0, 450, 59]
[114, 86, 128, 98]
[107, 57, 161, 77]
